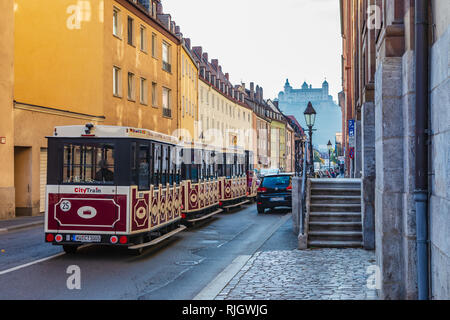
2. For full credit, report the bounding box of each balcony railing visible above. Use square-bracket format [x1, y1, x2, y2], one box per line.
[162, 61, 172, 73]
[162, 107, 172, 118]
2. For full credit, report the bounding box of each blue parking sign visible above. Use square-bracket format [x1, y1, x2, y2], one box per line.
[348, 120, 355, 137]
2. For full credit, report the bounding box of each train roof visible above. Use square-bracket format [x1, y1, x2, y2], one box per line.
[51, 124, 179, 145]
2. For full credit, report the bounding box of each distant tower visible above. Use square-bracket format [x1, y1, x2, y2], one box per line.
[322, 79, 329, 95]
[284, 79, 292, 93]
[302, 81, 309, 90]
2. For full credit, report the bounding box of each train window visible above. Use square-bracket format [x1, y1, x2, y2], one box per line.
[138, 143, 150, 190]
[153, 143, 162, 185]
[217, 152, 225, 177]
[63, 143, 115, 184]
[161, 145, 168, 185]
[168, 145, 176, 185]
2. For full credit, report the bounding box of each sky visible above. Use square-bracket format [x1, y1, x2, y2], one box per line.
[163, 0, 342, 102]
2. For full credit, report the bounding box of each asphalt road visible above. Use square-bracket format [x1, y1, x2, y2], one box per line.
[0, 204, 291, 300]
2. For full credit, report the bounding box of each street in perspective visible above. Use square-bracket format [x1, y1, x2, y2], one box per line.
[0, 0, 449, 307]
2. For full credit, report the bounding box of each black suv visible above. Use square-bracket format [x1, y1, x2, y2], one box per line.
[256, 173, 293, 214]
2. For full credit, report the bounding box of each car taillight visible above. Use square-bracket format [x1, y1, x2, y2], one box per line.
[46, 233, 54, 242]
[55, 234, 63, 242]
[110, 236, 119, 244]
[257, 187, 267, 193]
[286, 185, 292, 191]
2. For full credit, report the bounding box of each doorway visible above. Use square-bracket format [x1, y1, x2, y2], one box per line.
[14, 146, 32, 216]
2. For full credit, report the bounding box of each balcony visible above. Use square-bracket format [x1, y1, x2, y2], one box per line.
[162, 61, 172, 73]
[162, 107, 172, 118]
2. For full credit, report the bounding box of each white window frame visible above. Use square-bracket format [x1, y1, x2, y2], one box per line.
[113, 7, 121, 38]
[140, 77, 148, 105]
[140, 25, 147, 52]
[127, 72, 135, 101]
[113, 66, 122, 97]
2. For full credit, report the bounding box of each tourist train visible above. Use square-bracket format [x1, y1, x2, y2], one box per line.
[44, 124, 257, 254]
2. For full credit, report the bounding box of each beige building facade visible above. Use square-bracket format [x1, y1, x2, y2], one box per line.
[0, 0, 15, 219]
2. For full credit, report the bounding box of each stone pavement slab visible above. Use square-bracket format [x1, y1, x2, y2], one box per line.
[214, 218, 378, 300]
[215, 248, 378, 300]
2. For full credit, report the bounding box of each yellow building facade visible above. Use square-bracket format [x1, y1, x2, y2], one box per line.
[178, 42, 198, 142]
[8, 0, 180, 218]
[197, 79, 253, 151]
[0, 0, 15, 219]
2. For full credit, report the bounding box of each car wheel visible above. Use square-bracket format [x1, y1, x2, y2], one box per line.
[257, 206, 265, 214]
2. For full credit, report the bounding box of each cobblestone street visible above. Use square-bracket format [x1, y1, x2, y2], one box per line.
[215, 217, 378, 300]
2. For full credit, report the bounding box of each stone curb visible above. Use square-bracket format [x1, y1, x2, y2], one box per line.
[0, 221, 44, 234]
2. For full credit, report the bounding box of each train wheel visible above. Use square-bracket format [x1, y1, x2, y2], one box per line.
[63, 245, 78, 254]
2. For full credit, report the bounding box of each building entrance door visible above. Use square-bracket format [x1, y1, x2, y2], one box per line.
[14, 146, 32, 216]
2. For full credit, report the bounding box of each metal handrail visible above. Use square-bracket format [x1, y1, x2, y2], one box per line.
[299, 145, 309, 235]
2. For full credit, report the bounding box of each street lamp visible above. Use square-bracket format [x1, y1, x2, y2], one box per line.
[304, 102, 316, 175]
[327, 140, 332, 173]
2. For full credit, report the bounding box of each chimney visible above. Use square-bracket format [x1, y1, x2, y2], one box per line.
[260, 87, 264, 102]
[211, 59, 219, 70]
[202, 52, 208, 63]
[157, 1, 163, 14]
[250, 82, 255, 100]
[273, 100, 279, 108]
[255, 85, 261, 102]
[184, 38, 191, 50]
[225, 73, 229, 81]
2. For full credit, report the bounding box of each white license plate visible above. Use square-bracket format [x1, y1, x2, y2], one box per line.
[270, 197, 284, 202]
[73, 235, 102, 243]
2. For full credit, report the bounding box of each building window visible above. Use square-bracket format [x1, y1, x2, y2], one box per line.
[140, 25, 147, 52]
[113, 8, 120, 37]
[162, 42, 171, 72]
[152, 82, 157, 107]
[127, 72, 135, 101]
[151, 33, 156, 57]
[162, 87, 171, 117]
[113, 66, 121, 97]
[140, 77, 147, 105]
[127, 16, 134, 46]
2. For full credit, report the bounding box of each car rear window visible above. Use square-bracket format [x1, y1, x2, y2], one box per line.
[261, 175, 291, 188]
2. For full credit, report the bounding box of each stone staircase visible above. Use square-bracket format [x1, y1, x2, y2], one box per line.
[307, 179, 363, 248]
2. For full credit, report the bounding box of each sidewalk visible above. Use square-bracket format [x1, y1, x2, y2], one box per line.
[0, 215, 44, 233]
[214, 217, 378, 300]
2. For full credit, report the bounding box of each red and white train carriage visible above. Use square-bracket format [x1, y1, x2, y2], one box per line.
[44, 124, 255, 254]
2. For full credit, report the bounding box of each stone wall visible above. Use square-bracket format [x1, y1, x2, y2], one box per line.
[429, 24, 450, 300]
[361, 102, 375, 250]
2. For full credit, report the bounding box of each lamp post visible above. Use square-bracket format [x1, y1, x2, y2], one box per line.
[327, 140, 332, 173]
[303, 102, 316, 176]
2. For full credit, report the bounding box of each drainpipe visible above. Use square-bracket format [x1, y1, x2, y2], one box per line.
[414, 0, 430, 300]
